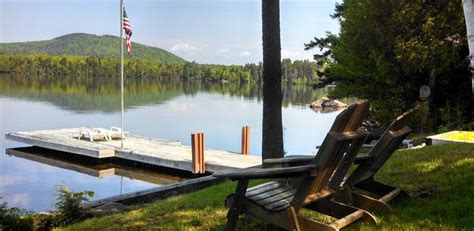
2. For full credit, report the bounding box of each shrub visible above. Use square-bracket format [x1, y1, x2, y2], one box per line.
[0, 199, 34, 231]
[53, 185, 94, 226]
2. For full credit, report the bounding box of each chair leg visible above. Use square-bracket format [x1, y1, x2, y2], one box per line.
[286, 207, 301, 231]
[355, 178, 409, 202]
[225, 179, 249, 231]
[306, 198, 377, 228]
[333, 188, 392, 215]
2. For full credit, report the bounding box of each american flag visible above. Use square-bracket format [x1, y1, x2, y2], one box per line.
[123, 8, 133, 55]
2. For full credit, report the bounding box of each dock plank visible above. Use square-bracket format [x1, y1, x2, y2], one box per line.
[5, 128, 262, 173]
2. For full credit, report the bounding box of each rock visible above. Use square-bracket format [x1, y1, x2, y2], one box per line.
[332, 100, 347, 108]
[309, 98, 347, 111]
[362, 120, 381, 143]
[309, 100, 323, 109]
[86, 202, 129, 217]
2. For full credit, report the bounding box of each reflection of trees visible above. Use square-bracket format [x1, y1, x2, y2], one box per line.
[0, 74, 355, 113]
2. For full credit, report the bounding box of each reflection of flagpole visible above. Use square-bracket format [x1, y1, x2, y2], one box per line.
[120, 0, 124, 149]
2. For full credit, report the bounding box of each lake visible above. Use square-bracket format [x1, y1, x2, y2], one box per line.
[0, 74, 353, 212]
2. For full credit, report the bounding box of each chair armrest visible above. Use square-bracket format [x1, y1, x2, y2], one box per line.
[263, 155, 315, 166]
[354, 154, 373, 164]
[213, 164, 318, 180]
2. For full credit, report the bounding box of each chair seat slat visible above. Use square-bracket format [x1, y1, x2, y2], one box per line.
[252, 188, 297, 205]
[246, 181, 283, 197]
[263, 196, 295, 211]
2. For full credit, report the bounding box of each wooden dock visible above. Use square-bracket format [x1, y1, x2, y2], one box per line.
[5, 128, 262, 173]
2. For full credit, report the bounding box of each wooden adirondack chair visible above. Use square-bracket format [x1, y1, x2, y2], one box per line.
[330, 108, 417, 214]
[214, 102, 372, 231]
[265, 108, 417, 217]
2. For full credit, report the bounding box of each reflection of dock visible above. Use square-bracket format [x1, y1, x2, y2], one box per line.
[6, 147, 183, 185]
[6, 128, 261, 173]
[6, 148, 114, 178]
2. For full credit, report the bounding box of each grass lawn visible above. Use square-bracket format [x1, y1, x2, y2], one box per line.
[60, 143, 474, 230]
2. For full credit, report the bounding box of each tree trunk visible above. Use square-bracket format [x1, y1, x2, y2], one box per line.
[262, 0, 284, 161]
[462, 0, 474, 93]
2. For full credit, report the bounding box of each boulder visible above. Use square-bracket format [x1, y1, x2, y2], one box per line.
[309, 98, 347, 110]
[310, 100, 323, 108]
[331, 100, 347, 108]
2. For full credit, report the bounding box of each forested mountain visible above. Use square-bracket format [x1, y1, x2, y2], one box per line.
[0, 33, 323, 85]
[0, 33, 186, 64]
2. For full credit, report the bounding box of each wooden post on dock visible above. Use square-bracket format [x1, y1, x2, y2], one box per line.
[191, 132, 205, 174]
[198, 133, 205, 173]
[241, 126, 250, 155]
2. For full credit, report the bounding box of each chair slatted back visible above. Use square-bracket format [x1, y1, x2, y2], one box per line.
[344, 108, 416, 186]
[329, 102, 370, 133]
[289, 102, 370, 209]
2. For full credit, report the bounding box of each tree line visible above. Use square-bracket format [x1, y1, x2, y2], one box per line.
[306, 0, 474, 131]
[0, 54, 321, 85]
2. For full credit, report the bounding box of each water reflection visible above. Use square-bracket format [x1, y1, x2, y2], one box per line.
[6, 147, 186, 185]
[0, 74, 355, 113]
[3, 147, 187, 211]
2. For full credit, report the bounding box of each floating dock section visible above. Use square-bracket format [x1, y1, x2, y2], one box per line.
[5, 128, 262, 173]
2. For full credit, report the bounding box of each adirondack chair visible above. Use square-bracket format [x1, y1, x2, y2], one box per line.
[330, 108, 417, 214]
[266, 108, 417, 216]
[266, 109, 416, 217]
[214, 102, 372, 231]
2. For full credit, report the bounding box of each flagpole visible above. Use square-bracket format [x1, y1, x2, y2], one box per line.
[120, 0, 124, 149]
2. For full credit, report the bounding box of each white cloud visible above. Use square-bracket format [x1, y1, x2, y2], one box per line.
[0, 176, 23, 187]
[240, 51, 251, 57]
[170, 43, 198, 52]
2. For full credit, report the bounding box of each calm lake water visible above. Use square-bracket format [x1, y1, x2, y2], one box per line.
[0, 74, 354, 212]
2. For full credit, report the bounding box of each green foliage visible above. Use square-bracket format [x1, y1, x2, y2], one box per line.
[307, 1, 474, 129]
[0, 33, 186, 64]
[53, 185, 94, 226]
[0, 199, 34, 231]
[281, 59, 321, 84]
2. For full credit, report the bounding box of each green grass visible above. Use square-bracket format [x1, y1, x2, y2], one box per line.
[441, 131, 474, 142]
[60, 143, 474, 230]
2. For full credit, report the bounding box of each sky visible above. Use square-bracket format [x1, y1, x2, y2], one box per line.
[0, 0, 340, 65]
